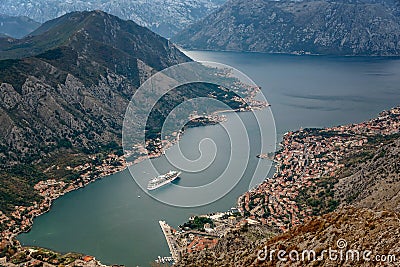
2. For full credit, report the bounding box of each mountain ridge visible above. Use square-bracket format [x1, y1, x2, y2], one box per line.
[0, 10, 188, 213]
[0, 0, 226, 38]
[0, 10, 248, 217]
[0, 10, 188, 67]
[0, 10, 194, 167]
[0, 14, 40, 39]
[178, 206, 400, 266]
[173, 0, 400, 56]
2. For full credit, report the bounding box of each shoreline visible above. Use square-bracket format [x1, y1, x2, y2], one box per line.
[0, 78, 265, 266]
[2, 155, 130, 243]
[0, 153, 130, 266]
[159, 106, 400, 263]
[3, 94, 397, 266]
[181, 48, 400, 58]
[6, 105, 399, 265]
[238, 106, 400, 231]
[3, 105, 399, 266]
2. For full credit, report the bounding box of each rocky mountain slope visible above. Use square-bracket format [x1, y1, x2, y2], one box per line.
[0, 14, 40, 38]
[0, 10, 247, 214]
[179, 207, 400, 266]
[173, 0, 400, 55]
[335, 134, 400, 212]
[0, 10, 188, 213]
[0, 0, 226, 38]
[0, 10, 189, 167]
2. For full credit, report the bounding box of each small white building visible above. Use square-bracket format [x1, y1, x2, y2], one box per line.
[204, 223, 214, 233]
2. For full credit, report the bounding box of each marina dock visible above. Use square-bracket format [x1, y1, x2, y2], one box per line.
[159, 220, 180, 263]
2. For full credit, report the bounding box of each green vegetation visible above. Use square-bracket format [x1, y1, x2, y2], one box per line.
[10, 251, 28, 264]
[30, 248, 82, 265]
[296, 176, 339, 216]
[367, 132, 400, 144]
[181, 216, 215, 231]
[184, 117, 217, 129]
[145, 82, 247, 143]
[0, 59, 30, 93]
[0, 146, 125, 217]
[341, 133, 400, 173]
[0, 165, 45, 214]
[1, 246, 83, 265]
[0, 242, 18, 259]
[297, 132, 400, 215]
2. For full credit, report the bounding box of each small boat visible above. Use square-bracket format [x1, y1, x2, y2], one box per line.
[257, 153, 274, 159]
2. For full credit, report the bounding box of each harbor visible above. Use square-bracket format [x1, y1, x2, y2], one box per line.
[158, 221, 181, 263]
[15, 51, 400, 267]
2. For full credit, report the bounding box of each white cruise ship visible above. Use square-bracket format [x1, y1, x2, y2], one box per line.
[147, 170, 181, 191]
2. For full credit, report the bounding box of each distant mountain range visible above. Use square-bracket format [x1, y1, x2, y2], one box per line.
[173, 0, 400, 55]
[0, 14, 40, 38]
[0, 0, 226, 38]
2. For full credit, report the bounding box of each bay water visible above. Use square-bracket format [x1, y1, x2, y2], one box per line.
[18, 51, 400, 267]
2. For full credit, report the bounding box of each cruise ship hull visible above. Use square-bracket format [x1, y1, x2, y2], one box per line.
[147, 171, 181, 191]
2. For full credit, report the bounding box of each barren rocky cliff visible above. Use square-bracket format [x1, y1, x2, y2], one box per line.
[173, 0, 400, 55]
[0, 0, 226, 38]
[0, 11, 190, 167]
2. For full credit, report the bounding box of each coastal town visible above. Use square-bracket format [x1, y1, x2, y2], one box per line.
[0, 153, 129, 267]
[0, 79, 264, 267]
[238, 106, 400, 231]
[157, 207, 249, 263]
[157, 106, 400, 264]
[129, 113, 227, 165]
[1, 106, 399, 266]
